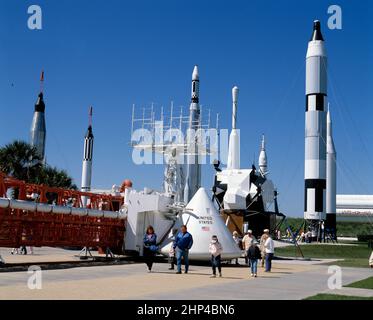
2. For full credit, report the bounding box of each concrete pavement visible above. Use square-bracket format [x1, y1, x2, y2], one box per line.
[0, 257, 371, 300]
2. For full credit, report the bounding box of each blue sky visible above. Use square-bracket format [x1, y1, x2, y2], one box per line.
[0, 0, 372, 216]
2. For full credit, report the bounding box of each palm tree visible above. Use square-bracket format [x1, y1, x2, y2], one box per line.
[0, 140, 76, 190]
[36, 166, 77, 189]
[0, 140, 42, 181]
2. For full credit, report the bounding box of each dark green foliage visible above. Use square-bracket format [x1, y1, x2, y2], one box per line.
[0, 140, 76, 190]
[346, 277, 373, 289]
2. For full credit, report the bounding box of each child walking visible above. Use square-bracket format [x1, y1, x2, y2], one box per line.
[247, 240, 261, 277]
[209, 235, 223, 278]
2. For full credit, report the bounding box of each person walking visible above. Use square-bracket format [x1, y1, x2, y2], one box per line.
[263, 229, 274, 272]
[209, 235, 223, 278]
[232, 231, 242, 265]
[143, 225, 158, 272]
[247, 240, 261, 277]
[242, 230, 256, 265]
[173, 225, 193, 274]
[369, 250, 373, 268]
[168, 229, 178, 270]
[20, 246, 27, 255]
[259, 232, 268, 267]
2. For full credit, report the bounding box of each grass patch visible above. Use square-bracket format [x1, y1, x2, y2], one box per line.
[276, 244, 371, 259]
[279, 217, 373, 238]
[276, 244, 372, 268]
[324, 259, 370, 268]
[346, 277, 373, 290]
[304, 294, 373, 300]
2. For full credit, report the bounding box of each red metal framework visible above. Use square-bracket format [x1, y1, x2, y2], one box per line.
[0, 172, 126, 252]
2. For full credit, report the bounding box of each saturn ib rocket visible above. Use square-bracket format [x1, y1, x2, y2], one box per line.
[326, 106, 337, 233]
[304, 20, 327, 221]
[30, 72, 46, 163]
[184, 66, 201, 203]
[81, 107, 94, 206]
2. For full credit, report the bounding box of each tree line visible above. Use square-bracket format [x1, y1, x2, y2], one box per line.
[0, 140, 76, 189]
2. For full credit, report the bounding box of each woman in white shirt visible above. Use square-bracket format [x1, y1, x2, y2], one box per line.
[209, 235, 223, 278]
[263, 229, 274, 272]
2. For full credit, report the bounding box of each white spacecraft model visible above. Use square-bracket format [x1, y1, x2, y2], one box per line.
[124, 66, 241, 260]
[212, 87, 276, 237]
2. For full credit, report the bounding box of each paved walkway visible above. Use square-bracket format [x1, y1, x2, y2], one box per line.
[1, 246, 371, 300]
[0, 258, 371, 300]
[0, 247, 99, 264]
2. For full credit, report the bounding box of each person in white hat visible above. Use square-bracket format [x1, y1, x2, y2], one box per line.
[242, 230, 256, 266]
[232, 231, 242, 265]
[263, 229, 274, 272]
[259, 231, 269, 267]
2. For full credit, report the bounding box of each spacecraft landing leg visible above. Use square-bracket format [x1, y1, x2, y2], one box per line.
[79, 247, 93, 260]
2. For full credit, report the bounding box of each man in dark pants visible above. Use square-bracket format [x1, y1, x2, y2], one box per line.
[173, 225, 193, 274]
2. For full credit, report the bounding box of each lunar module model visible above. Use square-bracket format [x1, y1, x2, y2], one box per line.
[211, 87, 281, 239]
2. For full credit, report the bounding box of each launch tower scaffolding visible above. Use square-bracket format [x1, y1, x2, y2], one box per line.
[130, 102, 219, 204]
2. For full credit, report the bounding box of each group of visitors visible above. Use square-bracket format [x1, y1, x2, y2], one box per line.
[143, 224, 275, 278]
[143, 224, 193, 274]
[239, 229, 274, 276]
[10, 246, 33, 255]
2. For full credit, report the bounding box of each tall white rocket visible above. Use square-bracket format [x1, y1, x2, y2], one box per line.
[81, 107, 94, 206]
[258, 135, 268, 176]
[30, 71, 46, 163]
[227, 86, 240, 170]
[184, 66, 201, 203]
[326, 106, 337, 226]
[304, 20, 327, 221]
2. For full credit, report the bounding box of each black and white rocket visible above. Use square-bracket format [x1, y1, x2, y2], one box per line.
[326, 106, 337, 229]
[184, 65, 201, 203]
[30, 71, 46, 163]
[304, 20, 327, 221]
[81, 107, 94, 206]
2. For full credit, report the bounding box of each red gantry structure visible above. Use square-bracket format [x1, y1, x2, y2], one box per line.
[0, 172, 126, 257]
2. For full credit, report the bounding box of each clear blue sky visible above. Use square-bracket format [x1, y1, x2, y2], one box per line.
[1, 0, 372, 216]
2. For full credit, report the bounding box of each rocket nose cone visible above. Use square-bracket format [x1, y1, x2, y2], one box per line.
[85, 125, 94, 138]
[327, 109, 331, 123]
[313, 20, 321, 29]
[310, 20, 324, 41]
[232, 86, 239, 102]
[35, 92, 45, 112]
[192, 65, 199, 80]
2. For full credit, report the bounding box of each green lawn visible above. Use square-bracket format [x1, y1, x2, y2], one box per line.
[325, 259, 370, 268]
[304, 294, 373, 300]
[276, 244, 372, 268]
[346, 277, 373, 290]
[279, 217, 373, 237]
